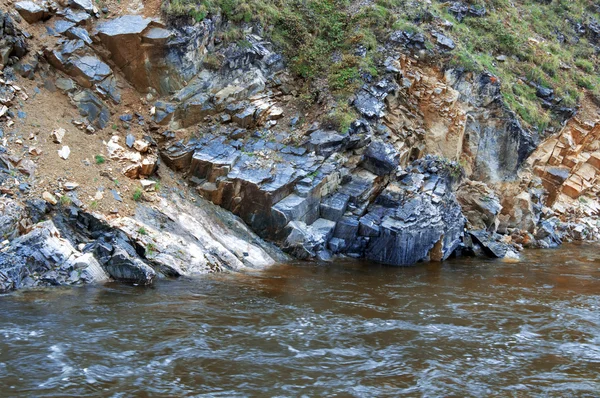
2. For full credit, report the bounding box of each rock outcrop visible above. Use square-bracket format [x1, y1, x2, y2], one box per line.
[0, 191, 286, 293]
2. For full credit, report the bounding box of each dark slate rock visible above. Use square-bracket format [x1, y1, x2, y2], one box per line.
[361, 140, 400, 176]
[353, 90, 386, 119]
[111, 189, 122, 202]
[469, 230, 512, 258]
[72, 89, 110, 129]
[15, 1, 49, 24]
[320, 192, 350, 222]
[153, 101, 176, 125]
[104, 247, 156, 285]
[60, 8, 90, 25]
[126, 134, 135, 148]
[69, 0, 93, 13]
[358, 213, 380, 237]
[65, 26, 92, 45]
[54, 19, 75, 34]
[96, 75, 121, 104]
[432, 32, 455, 50]
[72, 55, 111, 85]
[305, 130, 348, 157]
[333, 216, 360, 240]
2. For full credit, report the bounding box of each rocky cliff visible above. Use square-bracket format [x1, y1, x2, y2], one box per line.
[0, 0, 599, 292]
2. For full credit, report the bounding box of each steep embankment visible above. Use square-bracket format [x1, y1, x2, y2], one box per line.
[0, 0, 599, 292]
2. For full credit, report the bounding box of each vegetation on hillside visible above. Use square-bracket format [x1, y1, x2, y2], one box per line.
[162, 0, 600, 133]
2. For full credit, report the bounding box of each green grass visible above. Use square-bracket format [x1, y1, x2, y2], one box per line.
[146, 242, 157, 257]
[161, 0, 599, 133]
[59, 195, 72, 206]
[132, 188, 143, 202]
[95, 155, 105, 164]
[138, 227, 148, 235]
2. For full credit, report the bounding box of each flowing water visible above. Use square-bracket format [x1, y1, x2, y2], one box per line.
[1, 243, 599, 397]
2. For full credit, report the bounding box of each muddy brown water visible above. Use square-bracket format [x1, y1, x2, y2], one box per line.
[1, 243, 599, 397]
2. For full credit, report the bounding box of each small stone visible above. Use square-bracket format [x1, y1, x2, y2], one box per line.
[28, 147, 42, 156]
[111, 189, 122, 202]
[64, 182, 79, 191]
[42, 191, 58, 205]
[58, 146, 71, 160]
[133, 139, 149, 153]
[140, 179, 155, 191]
[126, 134, 135, 148]
[51, 128, 66, 143]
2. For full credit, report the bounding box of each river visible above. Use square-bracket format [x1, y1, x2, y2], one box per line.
[1, 243, 599, 397]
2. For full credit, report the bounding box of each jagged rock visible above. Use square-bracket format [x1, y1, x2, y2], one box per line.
[153, 101, 176, 124]
[16, 159, 36, 176]
[232, 106, 256, 128]
[15, 1, 49, 24]
[449, 2, 486, 21]
[142, 27, 172, 45]
[361, 140, 399, 176]
[498, 191, 537, 233]
[140, 155, 158, 176]
[65, 26, 92, 45]
[64, 182, 79, 191]
[104, 247, 156, 284]
[456, 180, 502, 232]
[54, 19, 75, 34]
[0, 221, 106, 292]
[320, 192, 350, 222]
[432, 32, 455, 50]
[160, 141, 195, 171]
[354, 90, 386, 119]
[282, 219, 335, 259]
[469, 230, 514, 258]
[60, 8, 90, 24]
[72, 89, 109, 128]
[56, 77, 77, 92]
[134, 139, 149, 153]
[0, 198, 26, 240]
[306, 130, 347, 157]
[448, 71, 538, 182]
[389, 30, 427, 50]
[71, 55, 111, 87]
[95, 75, 121, 104]
[69, 0, 93, 14]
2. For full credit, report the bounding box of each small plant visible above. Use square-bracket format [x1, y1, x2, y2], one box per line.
[307, 170, 319, 180]
[138, 227, 148, 235]
[146, 242, 157, 257]
[89, 200, 99, 210]
[132, 188, 143, 202]
[59, 195, 72, 206]
[113, 179, 120, 186]
[95, 155, 106, 164]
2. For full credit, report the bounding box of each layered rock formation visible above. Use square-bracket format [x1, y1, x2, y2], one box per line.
[1, 0, 599, 293]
